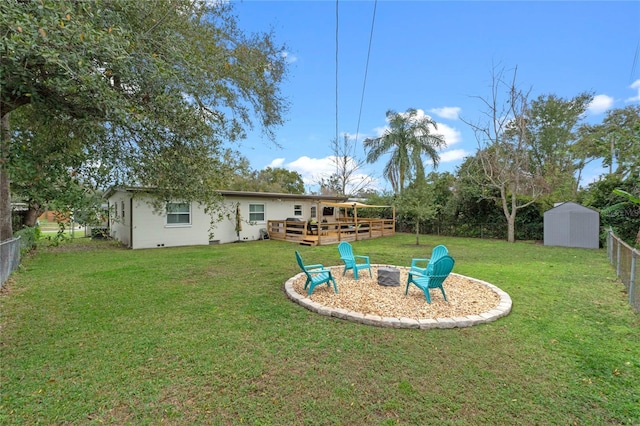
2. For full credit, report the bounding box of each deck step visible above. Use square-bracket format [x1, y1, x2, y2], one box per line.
[300, 239, 317, 246]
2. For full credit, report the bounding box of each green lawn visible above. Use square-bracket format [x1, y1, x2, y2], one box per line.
[1, 234, 639, 425]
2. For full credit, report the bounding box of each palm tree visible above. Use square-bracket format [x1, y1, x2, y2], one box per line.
[363, 108, 446, 194]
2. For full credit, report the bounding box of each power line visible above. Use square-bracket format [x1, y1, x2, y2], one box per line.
[335, 0, 339, 145]
[355, 0, 377, 145]
[631, 40, 639, 84]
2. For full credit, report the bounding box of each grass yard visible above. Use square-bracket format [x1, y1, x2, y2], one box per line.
[1, 234, 639, 425]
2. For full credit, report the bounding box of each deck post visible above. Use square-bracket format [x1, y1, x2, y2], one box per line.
[392, 206, 396, 232]
[354, 205, 358, 241]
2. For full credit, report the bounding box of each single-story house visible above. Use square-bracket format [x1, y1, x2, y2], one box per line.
[103, 186, 350, 249]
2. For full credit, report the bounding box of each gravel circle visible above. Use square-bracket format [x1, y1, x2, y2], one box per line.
[290, 265, 503, 320]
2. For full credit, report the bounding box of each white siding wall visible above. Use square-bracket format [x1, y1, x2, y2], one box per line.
[130, 197, 210, 249]
[108, 190, 209, 249]
[108, 189, 341, 249]
[108, 192, 132, 248]
[213, 197, 329, 244]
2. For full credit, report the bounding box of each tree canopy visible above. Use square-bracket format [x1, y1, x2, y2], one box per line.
[230, 167, 305, 194]
[576, 105, 640, 179]
[1, 0, 289, 240]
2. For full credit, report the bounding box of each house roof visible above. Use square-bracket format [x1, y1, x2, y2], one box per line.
[321, 201, 391, 208]
[103, 186, 349, 203]
[217, 190, 348, 202]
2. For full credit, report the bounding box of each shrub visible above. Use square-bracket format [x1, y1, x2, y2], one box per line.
[14, 226, 41, 254]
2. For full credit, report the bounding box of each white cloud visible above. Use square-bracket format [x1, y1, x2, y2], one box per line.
[281, 51, 297, 64]
[287, 156, 334, 176]
[267, 158, 285, 168]
[370, 109, 462, 147]
[429, 106, 461, 120]
[626, 79, 640, 102]
[587, 94, 614, 115]
[279, 156, 335, 186]
[342, 132, 369, 142]
[434, 123, 462, 147]
[267, 155, 383, 193]
[372, 126, 387, 138]
[438, 149, 469, 163]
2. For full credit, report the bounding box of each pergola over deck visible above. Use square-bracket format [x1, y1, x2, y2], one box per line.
[268, 201, 395, 246]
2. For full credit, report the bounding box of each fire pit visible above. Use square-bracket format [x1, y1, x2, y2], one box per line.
[377, 266, 400, 287]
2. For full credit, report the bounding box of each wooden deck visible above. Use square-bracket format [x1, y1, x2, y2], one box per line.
[267, 218, 395, 246]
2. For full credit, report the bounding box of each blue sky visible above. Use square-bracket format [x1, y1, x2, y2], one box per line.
[230, 1, 640, 193]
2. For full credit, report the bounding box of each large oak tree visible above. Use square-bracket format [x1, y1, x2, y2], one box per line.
[1, 0, 289, 240]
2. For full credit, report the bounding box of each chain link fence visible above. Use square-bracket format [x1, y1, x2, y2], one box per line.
[1, 237, 21, 289]
[606, 229, 639, 313]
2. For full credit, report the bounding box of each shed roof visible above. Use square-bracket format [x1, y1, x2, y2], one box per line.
[545, 201, 598, 214]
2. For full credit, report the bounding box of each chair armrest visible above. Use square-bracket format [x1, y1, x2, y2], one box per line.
[354, 255, 370, 262]
[305, 263, 324, 270]
[408, 270, 427, 279]
[411, 258, 430, 268]
[310, 268, 333, 275]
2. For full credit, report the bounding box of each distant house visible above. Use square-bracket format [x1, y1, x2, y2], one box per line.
[103, 187, 348, 249]
[543, 202, 600, 249]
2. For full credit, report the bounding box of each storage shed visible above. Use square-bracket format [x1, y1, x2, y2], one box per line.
[543, 202, 600, 249]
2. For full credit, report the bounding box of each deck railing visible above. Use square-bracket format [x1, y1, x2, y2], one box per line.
[267, 218, 395, 245]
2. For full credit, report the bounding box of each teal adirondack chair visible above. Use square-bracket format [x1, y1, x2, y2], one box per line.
[337, 241, 372, 280]
[405, 255, 455, 303]
[295, 251, 338, 296]
[410, 244, 449, 276]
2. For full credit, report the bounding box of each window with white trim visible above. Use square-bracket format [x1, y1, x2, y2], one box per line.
[293, 204, 303, 216]
[249, 203, 265, 222]
[166, 202, 191, 225]
[121, 201, 125, 225]
[310, 206, 317, 219]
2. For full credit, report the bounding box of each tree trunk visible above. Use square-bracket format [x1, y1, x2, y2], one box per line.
[24, 204, 42, 227]
[500, 185, 517, 243]
[415, 220, 420, 245]
[0, 113, 12, 241]
[507, 214, 516, 243]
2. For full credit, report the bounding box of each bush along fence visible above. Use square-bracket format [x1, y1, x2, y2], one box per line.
[1, 237, 21, 289]
[607, 229, 639, 313]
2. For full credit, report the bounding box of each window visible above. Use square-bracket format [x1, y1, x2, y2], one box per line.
[121, 201, 125, 225]
[249, 203, 265, 222]
[166, 202, 191, 225]
[322, 206, 334, 216]
[293, 204, 303, 216]
[310, 206, 317, 219]
[114, 202, 119, 218]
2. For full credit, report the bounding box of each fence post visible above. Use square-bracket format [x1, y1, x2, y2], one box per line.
[616, 239, 621, 278]
[630, 249, 637, 306]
